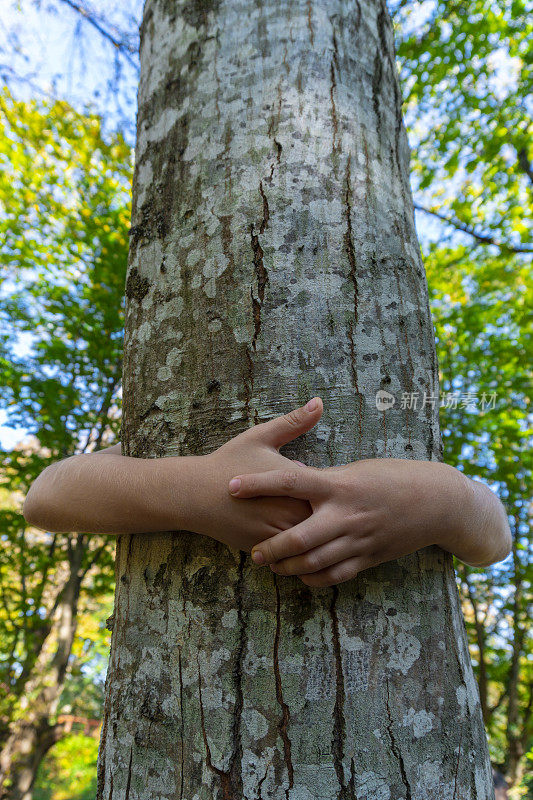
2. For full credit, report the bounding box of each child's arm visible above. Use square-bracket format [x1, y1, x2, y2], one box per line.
[22, 399, 323, 552]
[23, 444, 201, 536]
[226, 455, 513, 587]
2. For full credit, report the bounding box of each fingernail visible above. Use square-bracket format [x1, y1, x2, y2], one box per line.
[229, 478, 241, 494]
[251, 549, 265, 565]
[294, 460, 306, 467]
[306, 397, 318, 411]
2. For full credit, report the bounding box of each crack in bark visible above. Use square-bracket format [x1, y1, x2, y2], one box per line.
[251, 207, 269, 345]
[452, 718, 464, 800]
[372, 2, 390, 150]
[123, 535, 135, 624]
[353, 0, 361, 29]
[243, 344, 254, 424]
[282, 42, 289, 75]
[244, 188, 270, 423]
[332, 29, 340, 74]
[393, 86, 403, 180]
[269, 141, 282, 179]
[391, 268, 415, 389]
[376, 4, 388, 53]
[371, 50, 383, 134]
[344, 155, 363, 455]
[273, 578, 294, 798]
[330, 585, 353, 799]
[349, 756, 356, 797]
[326, 422, 337, 466]
[257, 754, 273, 800]
[347, 325, 363, 459]
[307, 0, 314, 46]
[197, 655, 234, 800]
[178, 648, 185, 800]
[384, 675, 412, 800]
[259, 180, 270, 234]
[372, 294, 413, 452]
[343, 155, 358, 327]
[124, 745, 133, 800]
[330, 59, 339, 155]
[226, 551, 247, 796]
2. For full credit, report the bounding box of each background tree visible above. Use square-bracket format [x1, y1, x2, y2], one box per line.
[0, 92, 129, 799]
[393, 1, 532, 788]
[425, 246, 532, 788]
[394, 0, 532, 256]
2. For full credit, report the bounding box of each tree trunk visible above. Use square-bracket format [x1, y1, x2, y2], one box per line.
[97, 1, 495, 797]
[0, 721, 67, 800]
[0, 536, 85, 800]
[504, 540, 526, 786]
[460, 565, 490, 724]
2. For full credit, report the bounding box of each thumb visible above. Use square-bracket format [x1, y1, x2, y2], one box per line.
[250, 397, 323, 450]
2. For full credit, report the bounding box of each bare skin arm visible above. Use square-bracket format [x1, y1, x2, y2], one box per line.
[22, 400, 320, 551]
[227, 430, 513, 586]
[23, 444, 201, 536]
[23, 396, 512, 583]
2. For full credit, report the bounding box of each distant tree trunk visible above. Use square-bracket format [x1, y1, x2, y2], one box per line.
[505, 540, 527, 786]
[97, 1, 495, 797]
[0, 536, 84, 800]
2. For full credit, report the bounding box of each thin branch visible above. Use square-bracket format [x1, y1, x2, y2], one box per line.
[0, 63, 59, 99]
[80, 538, 112, 580]
[57, 0, 139, 70]
[78, 374, 121, 454]
[414, 203, 533, 254]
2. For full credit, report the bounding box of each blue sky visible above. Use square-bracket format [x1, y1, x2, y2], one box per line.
[1, 0, 142, 141]
[1, 0, 141, 448]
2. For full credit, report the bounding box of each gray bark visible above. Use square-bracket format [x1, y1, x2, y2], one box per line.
[97, 0, 495, 797]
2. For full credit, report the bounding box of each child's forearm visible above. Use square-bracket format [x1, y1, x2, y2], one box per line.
[435, 464, 512, 567]
[22, 450, 202, 535]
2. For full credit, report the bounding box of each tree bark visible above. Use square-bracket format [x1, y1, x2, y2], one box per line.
[97, 0, 495, 797]
[459, 565, 490, 725]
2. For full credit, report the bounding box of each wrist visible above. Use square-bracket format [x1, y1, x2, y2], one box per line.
[148, 454, 206, 533]
[430, 462, 475, 556]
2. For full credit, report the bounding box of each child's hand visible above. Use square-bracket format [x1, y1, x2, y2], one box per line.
[226, 457, 473, 587]
[187, 398, 324, 552]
